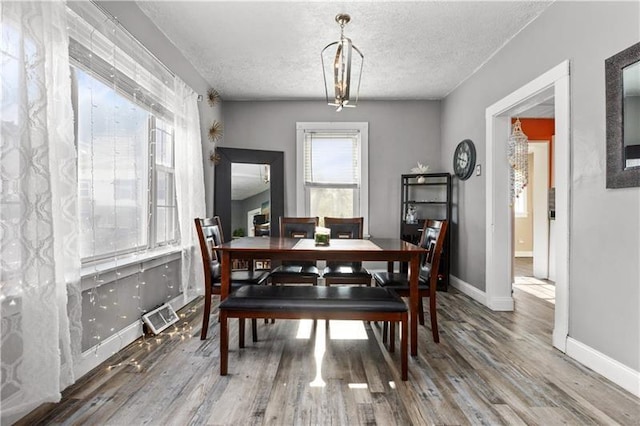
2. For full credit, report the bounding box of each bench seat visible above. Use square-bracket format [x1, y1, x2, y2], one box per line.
[219, 285, 408, 380]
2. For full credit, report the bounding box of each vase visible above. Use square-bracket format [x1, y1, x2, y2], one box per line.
[417, 176, 426, 183]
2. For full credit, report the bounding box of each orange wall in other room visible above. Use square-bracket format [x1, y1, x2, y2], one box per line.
[512, 118, 555, 186]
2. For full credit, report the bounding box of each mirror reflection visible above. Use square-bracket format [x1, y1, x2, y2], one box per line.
[623, 60, 640, 169]
[231, 163, 271, 237]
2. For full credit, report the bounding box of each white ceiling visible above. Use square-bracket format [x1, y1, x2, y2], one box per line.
[136, 1, 553, 101]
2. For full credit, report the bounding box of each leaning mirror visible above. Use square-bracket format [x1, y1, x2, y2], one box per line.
[230, 163, 270, 237]
[606, 41, 640, 188]
[214, 147, 284, 238]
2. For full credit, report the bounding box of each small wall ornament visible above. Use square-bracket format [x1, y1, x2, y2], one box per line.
[206, 88, 221, 107]
[208, 120, 223, 143]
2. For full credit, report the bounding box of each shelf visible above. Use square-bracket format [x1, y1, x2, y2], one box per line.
[400, 172, 451, 290]
[403, 201, 448, 205]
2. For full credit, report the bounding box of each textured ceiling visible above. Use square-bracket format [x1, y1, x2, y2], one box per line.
[136, 1, 552, 101]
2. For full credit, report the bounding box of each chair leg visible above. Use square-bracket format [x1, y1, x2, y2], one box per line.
[239, 318, 245, 348]
[418, 297, 425, 325]
[220, 312, 228, 375]
[382, 321, 388, 344]
[430, 296, 439, 343]
[200, 295, 212, 340]
[389, 322, 396, 353]
[251, 318, 258, 342]
[401, 313, 408, 381]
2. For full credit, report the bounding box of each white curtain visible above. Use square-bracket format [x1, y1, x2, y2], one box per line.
[174, 78, 206, 301]
[1, 0, 81, 419]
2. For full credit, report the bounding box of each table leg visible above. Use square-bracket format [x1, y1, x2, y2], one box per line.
[409, 255, 419, 356]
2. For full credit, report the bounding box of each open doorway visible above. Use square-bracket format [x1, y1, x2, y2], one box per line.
[512, 119, 556, 306]
[485, 61, 570, 352]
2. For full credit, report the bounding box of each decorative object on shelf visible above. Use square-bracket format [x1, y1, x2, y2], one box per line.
[314, 226, 331, 246]
[507, 119, 528, 202]
[208, 120, 223, 142]
[405, 204, 417, 224]
[321, 13, 364, 112]
[411, 162, 430, 182]
[453, 139, 476, 181]
[206, 87, 221, 107]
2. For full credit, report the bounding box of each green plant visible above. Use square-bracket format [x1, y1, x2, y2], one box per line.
[232, 228, 245, 237]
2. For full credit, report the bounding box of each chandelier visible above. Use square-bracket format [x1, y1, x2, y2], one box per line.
[321, 14, 364, 112]
[508, 118, 529, 203]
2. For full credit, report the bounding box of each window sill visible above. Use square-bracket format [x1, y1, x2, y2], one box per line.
[80, 246, 182, 291]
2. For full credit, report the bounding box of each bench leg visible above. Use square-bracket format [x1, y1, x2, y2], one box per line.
[401, 313, 408, 381]
[252, 318, 258, 342]
[220, 312, 228, 375]
[382, 322, 388, 344]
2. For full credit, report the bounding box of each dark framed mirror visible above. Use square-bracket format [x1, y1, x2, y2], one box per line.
[606, 41, 640, 188]
[214, 147, 284, 238]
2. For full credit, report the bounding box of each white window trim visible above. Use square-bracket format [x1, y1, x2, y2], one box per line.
[295, 122, 369, 236]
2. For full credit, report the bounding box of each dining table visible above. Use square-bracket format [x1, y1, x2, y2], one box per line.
[217, 237, 426, 356]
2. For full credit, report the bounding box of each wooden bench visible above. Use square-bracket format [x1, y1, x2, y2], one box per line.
[219, 285, 409, 380]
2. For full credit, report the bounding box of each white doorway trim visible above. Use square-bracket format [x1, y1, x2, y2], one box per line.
[247, 207, 261, 237]
[485, 60, 570, 352]
[529, 142, 550, 279]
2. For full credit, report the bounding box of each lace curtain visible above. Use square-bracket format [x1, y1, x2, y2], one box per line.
[1, 0, 81, 419]
[174, 78, 206, 301]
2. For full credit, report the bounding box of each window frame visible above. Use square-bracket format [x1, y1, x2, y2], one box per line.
[295, 122, 369, 236]
[71, 65, 178, 265]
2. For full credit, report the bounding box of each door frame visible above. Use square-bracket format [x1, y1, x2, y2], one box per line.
[529, 142, 550, 279]
[485, 60, 570, 352]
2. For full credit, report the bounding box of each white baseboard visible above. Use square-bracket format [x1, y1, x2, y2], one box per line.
[74, 293, 196, 380]
[515, 251, 533, 257]
[566, 337, 640, 397]
[487, 296, 515, 311]
[450, 275, 486, 305]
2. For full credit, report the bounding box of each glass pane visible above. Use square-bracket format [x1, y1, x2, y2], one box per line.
[309, 187, 356, 219]
[154, 119, 173, 168]
[156, 206, 176, 244]
[305, 136, 358, 184]
[76, 68, 148, 258]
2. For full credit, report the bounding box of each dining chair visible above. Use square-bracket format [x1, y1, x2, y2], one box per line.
[194, 217, 270, 340]
[321, 217, 372, 286]
[268, 217, 320, 285]
[373, 219, 448, 343]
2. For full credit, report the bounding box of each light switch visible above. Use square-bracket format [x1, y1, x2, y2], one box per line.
[476, 164, 482, 176]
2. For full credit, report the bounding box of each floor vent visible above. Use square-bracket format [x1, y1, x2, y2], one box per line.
[141, 304, 179, 335]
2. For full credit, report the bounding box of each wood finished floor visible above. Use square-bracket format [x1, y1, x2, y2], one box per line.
[19, 287, 639, 425]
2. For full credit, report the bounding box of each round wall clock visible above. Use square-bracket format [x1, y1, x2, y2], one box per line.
[453, 139, 476, 180]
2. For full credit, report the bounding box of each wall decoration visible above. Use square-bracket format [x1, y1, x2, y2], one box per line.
[206, 87, 221, 107]
[208, 120, 223, 143]
[453, 139, 476, 180]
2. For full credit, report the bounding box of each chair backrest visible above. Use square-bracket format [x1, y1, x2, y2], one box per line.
[194, 218, 223, 287]
[323, 217, 364, 239]
[418, 219, 448, 286]
[279, 216, 318, 238]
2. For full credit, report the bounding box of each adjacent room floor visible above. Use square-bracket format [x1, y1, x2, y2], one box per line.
[19, 285, 639, 425]
[513, 256, 556, 304]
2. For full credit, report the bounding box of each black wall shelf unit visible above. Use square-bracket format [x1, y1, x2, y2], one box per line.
[400, 173, 452, 290]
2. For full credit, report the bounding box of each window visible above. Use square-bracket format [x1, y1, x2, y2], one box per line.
[514, 186, 528, 217]
[296, 122, 369, 235]
[68, 2, 177, 262]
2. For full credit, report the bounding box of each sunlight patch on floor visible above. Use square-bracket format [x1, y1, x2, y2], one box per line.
[514, 276, 555, 304]
[328, 320, 368, 340]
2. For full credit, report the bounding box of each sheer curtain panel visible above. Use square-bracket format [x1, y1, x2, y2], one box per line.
[174, 78, 206, 301]
[1, 0, 81, 420]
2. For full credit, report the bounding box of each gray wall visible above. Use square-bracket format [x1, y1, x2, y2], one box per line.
[221, 101, 441, 238]
[440, 1, 639, 370]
